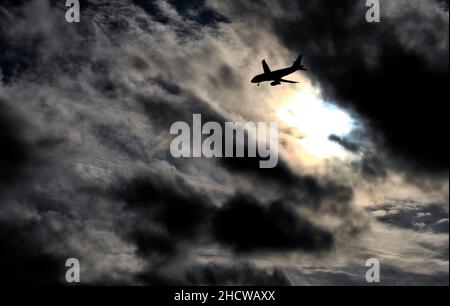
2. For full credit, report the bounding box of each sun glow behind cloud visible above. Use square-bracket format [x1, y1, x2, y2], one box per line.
[277, 85, 356, 164]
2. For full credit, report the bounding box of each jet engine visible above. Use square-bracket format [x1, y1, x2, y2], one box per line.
[270, 81, 281, 86]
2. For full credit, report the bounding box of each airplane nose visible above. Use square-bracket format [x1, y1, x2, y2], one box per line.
[251, 77, 257, 83]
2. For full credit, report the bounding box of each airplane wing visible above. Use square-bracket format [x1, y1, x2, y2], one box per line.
[262, 60, 271, 74]
[279, 79, 299, 84]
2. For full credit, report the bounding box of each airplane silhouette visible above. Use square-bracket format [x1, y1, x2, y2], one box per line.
[251, 55, 307, 86]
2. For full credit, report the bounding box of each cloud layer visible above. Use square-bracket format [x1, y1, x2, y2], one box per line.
[0, 0, 448, 285]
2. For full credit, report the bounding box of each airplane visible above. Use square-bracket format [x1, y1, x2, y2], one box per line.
[251, 55, 307, 86]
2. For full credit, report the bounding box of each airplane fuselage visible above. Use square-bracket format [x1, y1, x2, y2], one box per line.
[251, 66, 298, 84]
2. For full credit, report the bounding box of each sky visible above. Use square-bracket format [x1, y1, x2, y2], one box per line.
[0, 0, 448, 285]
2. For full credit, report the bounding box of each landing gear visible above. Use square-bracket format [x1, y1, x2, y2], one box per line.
[257, 83, 260, 86]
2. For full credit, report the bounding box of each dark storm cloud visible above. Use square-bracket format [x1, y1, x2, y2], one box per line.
[0, 219, 66, 284]
[0, 99, 29, 185]
[112, 171, 214, 269]
[116, 174, 213, 240]
[0, 97, 77, 284]
[0, 206, 82, 285]
[212, 193, 333, 252]
[265, 0, 449, 174]
[114, 173, 333, 259]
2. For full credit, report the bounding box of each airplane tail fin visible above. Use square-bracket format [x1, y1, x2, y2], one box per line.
[293, 54, 307, 70]
[293, 55, 303, 67]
